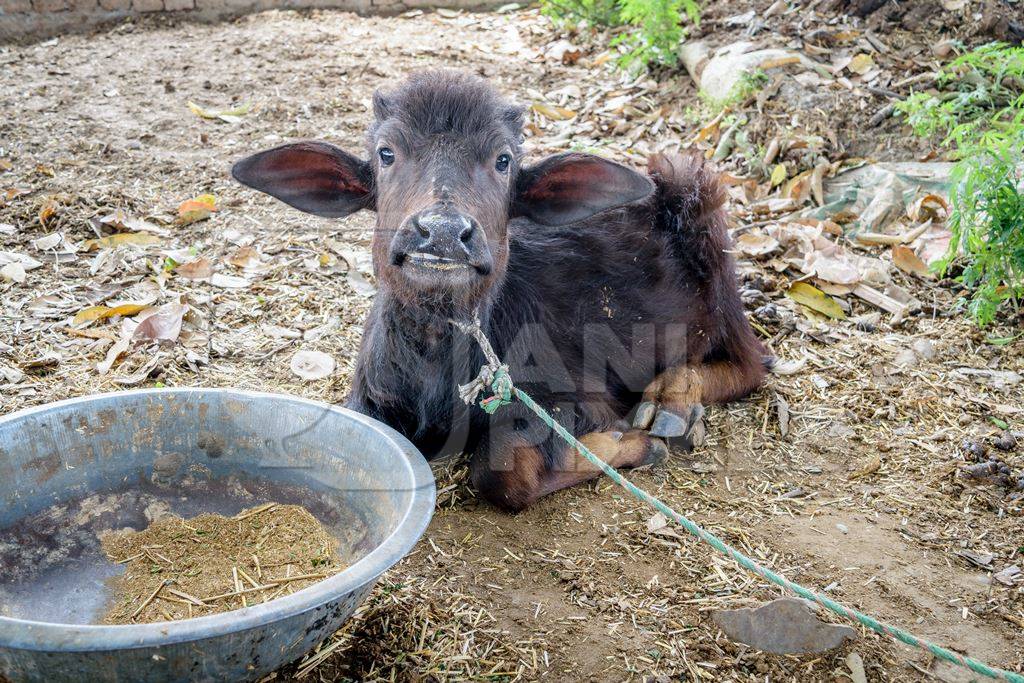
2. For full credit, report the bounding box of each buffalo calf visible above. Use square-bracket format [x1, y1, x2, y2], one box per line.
[233, 70, 768, 511]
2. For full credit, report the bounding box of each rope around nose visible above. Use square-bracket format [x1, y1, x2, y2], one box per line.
[450, 317, 1024, 683]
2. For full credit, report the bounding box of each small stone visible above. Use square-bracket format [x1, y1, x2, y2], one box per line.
[836, 523, 849, 534]
[713, 598, 857, 654]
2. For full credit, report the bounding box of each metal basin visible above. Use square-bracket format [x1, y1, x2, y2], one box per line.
[0, 389, 435, 682]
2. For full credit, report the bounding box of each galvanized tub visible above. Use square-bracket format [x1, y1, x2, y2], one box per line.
[0, 389, 435, 682]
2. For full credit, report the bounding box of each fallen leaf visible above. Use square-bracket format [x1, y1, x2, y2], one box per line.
[290, 349, 335, 381]
[73, 303, 149, 326]
[97, 336, 131, 375]
[0, 262, 26, 283]
[787, 282, 847, 319]
[82, 232, 162, 251]
[646, 512, 669, 532]
[3, 188, 30, 203]
[734, 231, 780, 257]
[112, 352, 165, 386]
[907, 193, 949, 223]
[770, 163, 787, 187]
[805, 251, 861, 285]
[210, 272, 250, 289]
[32, 233, 63, 250]
[177, 194, 218, 225]
[546, 40, 583, 65]
[892, 245, 932, 278]
[133, 302, 188, 342]
[0, 364, 25, 383]
[771, 358, 807, 375]
[712, 598, 857, 654]
[531, 102, 576, 121]
[38, 198, 58, 226]
[187, 100, 253, 124]
[226, 246, 261, 269]
[847, 53, 874, 75]
[100, 209, 164, 234]
[0, 250, 43, 270]
[175, 257, 215, 279]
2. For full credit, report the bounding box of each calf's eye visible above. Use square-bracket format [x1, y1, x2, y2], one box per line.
[378, 148, 395, 167]
[495, 153, 511, 173]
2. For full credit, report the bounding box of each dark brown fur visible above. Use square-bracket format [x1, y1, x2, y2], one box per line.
[233, 71, 768, 511]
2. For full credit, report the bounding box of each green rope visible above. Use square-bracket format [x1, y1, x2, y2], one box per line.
[459, 355, 1023, 682]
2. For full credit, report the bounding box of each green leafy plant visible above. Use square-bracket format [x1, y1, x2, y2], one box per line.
[541, 0, 620, 28]
[542, 0, 700, 69]
[897, 43, 1024, 326]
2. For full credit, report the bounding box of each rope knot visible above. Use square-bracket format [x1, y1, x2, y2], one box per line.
[450, 315, 513, 414]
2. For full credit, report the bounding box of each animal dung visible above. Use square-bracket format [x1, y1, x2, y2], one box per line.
[100, 503, 346, 624]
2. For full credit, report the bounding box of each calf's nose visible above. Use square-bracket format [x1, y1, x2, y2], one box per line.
[411, 211, 475, 256]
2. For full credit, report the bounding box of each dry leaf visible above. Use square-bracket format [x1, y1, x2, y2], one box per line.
[210, 272, 250, 289]
[97, 337, 131, 375]
[177, 194, 218, 225]
[771, 358, 807, 375]
[187, 100, 253, 124]
[73, 303, 149, 326]
[33, 233, 63, 250]
[226, 246, 261, 269]
[892, 245, 932, 278]
[290, 350, 335, 381]
[734, 231, 780, 257]
[531, 102, 576, 121]
[0, 262, 27, 283]
[113, 352, 165, 386]
[100, 209, 164, 234]
[133, 302, 188, 342]
[176, 258, 215, 279]
[907, 193, 949, 223]
[770, 163, 787, 187]
[786, 281, 846, 319]
[847, 54, 874, 75]
[37, 198, 58, 226]
[82, 233, 162, 252]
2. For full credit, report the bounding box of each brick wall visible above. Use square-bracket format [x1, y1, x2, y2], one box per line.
[0, 0, 498, 42]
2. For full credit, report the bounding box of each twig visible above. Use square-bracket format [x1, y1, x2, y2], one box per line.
[131, 579, 172, 620]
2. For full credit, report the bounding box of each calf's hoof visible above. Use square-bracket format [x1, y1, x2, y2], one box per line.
[646, 437, 670, 465]
[632, 401, 658, 430]
[649, 404, 705, 452]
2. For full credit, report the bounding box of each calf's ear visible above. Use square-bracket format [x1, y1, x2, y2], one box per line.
[231, 141, 373, 218]
[513, 152, 653, 226]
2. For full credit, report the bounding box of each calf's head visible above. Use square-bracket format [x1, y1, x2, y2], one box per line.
[232, 71, 653, 313]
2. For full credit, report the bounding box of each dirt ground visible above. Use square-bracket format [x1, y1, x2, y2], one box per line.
[1, 2, 1022, 681]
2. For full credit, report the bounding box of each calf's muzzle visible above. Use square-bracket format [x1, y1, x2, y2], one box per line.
[392, 207, 492, 276]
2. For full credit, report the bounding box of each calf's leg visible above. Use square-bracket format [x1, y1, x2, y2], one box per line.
[634, 357, 766, 450]
[471, 429, 667, 512]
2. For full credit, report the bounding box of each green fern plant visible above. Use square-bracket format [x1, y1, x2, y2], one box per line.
[897, 43, 1024, 326]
